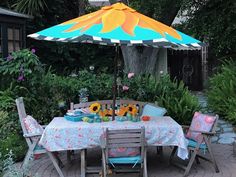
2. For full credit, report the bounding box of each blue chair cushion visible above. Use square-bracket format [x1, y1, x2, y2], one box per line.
[34, 144, 45, 151]
[141, 104, 167, 117]
[187, 139, 207, 149]
[108, 155, 142, 164]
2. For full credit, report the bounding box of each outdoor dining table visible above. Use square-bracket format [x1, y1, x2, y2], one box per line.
[39, 116, 189, 177]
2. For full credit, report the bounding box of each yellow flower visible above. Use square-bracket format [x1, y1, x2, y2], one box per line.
[117, 106, 128, 116]
[62, 3, 181, 40]
[89, 103, 101, 113]
[99, 109, 113, 117]
[127, 104, 138, 116]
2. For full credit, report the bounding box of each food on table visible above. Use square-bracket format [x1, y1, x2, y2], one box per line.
[141, 116, 150, 121]
[102, 116, 110, 122]
[82, 117, 90, 122]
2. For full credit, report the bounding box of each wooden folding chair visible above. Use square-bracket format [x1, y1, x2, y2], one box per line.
[15, 97, 65, 177]
[101, 127, 148, 177]
[169, 114, 220, 177]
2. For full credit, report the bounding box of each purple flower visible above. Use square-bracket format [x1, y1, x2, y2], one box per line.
[7, 55, 13, 61]
[31, 48, 36, 53]
[17, 74, 25, 81]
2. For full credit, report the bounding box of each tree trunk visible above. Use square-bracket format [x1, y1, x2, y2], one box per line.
[121, 46, 159, 74]
[78, 0, 87, 16]
[119, 0, 183, 76]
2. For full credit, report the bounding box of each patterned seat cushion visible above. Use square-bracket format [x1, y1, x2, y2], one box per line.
[141, 104, 167, 117]
[108, 147, 140, 157]
[23, 115, 44, 136]
[186, 112, 216, 143]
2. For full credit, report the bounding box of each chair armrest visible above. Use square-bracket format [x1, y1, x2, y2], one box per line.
[188, 129, 216, 136]
[23, 133, 42, 138]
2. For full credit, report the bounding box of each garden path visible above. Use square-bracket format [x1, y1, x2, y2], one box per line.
[194, 91, 236, 145]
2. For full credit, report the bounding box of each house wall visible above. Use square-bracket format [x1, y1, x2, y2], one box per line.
[0, 15, 27, 58]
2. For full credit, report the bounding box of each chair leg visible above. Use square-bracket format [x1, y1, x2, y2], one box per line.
[195, 156, 200, 164]
[67, 151, 72, 164]
[169, 146, 177, 164]
[47, 152, 65, 177]
[139, 163, 144, 177]
[81, 149, 87, 177]
[205, 140, 220, 173]
[143, 149, 148, 177]
[53, 152, 64, 168]
[102, 149, 107, 177]
[21, 150, 33, 169]
[157, 146, 163, 155]
[184, 150, 197, 177]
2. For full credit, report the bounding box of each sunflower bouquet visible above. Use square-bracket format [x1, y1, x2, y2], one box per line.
[89, 103, 101, 113]
[88, 102, 139, 122]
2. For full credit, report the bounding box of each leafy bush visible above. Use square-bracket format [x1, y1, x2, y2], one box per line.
[0, 134, 27, 162]
[156, 75, 200, 124]
[28, 70, 113, 124]
[0, 49, 43, 89]
[119, 74, 200, 124]
[120, 74, 157, 102]
[0, 84, 27, 172]
[207, 60, 236, 124]
[1, 150, 33, 177]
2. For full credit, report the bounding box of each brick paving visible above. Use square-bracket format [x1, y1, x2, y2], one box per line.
[16, 144, 236, 177]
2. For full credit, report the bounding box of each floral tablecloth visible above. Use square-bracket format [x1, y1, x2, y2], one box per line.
[39, 116, 189, 160]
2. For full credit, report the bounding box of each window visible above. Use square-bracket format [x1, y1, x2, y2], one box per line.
[7, 27, 22, 52]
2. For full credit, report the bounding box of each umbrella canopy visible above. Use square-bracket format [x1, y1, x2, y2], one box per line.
[28, 2, 204, 49]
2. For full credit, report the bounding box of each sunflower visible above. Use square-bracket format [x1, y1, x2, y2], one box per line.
[99, 109, 113, 117]
[62, 3, 181, 40]
[89, 103, 101, 113]
[117, 106, 128, 116]
[127, 104, 138, 116]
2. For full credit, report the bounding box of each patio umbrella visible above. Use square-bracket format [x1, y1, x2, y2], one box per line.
[28, 2, 205, 119]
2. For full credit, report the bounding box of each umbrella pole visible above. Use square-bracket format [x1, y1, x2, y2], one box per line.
[112, 45, 119, 121]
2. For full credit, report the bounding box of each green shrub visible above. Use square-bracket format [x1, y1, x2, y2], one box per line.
[207, 60, 236, 124]
[0, 49, 44, 90]
[155, 75, 200, 124]
[1, 150, 33, 177]
[0, 134, 27, 162]
[118, 74, 200, 124]
[27, 70, 113, 124]
[120, 74, 157, 102]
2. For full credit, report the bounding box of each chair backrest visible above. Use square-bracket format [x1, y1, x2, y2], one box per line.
[186, 112, 219, 143]
[104, 128, 145, 161]
[15, 97, 28, 135]
[211, 114, 219, 133]
[70, 100, 146, 115]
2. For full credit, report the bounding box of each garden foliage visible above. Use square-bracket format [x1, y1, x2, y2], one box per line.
[207, 60, 236, 124]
